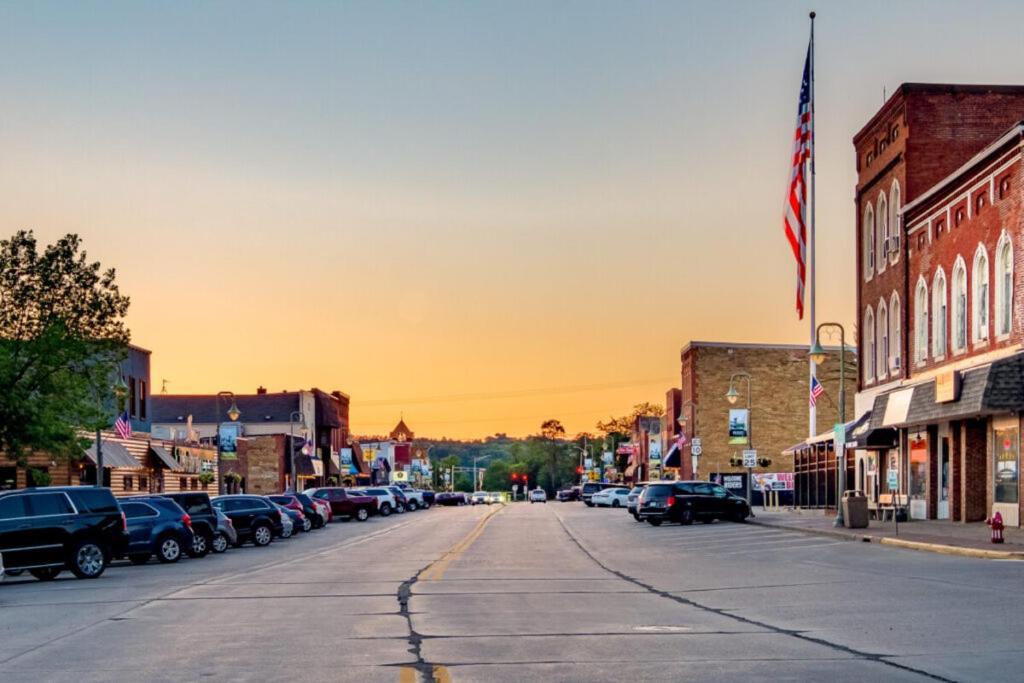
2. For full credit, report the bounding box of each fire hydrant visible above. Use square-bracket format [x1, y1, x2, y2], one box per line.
[987, 511, 1005, 544]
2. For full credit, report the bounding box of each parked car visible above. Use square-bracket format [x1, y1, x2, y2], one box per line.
[212, 508, 236, 553]
[349, 488, 399, 517]
[269, 495, 313, 532]
[627, 485, 647, 520]
[556, 487, 580, 502]
[581, 482, 626, 506]
[435, 492, 467, 506]
[119, 496, 195, 565]
[211, 495, 284, 546]
[159, 492, 217, 558]
[0, 486, 128, 581]
[592, 487, 632, 508]
[529, 488, 547, 503]
[420, 490, 435, 508]
[292, 492, 327, 528]
[639, 481, 751, 526]
[311, 496, 333, 524]
[390, 486, 424, 511]
[470, 491, 489, 505]
[274, 503, 300, 537]
[305, 487, 377, 521]
[386, 487, 409, 513]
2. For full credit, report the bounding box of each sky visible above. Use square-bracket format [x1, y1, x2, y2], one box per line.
[3, 1, 1024, 439]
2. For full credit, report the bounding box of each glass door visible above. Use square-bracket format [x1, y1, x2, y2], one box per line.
[937, 437, 950, 520]
[993, 418, 1019, 527]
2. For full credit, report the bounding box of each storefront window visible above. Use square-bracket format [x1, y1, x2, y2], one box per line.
[994, 426, 1019, 504]
[909, 437, 927, 497]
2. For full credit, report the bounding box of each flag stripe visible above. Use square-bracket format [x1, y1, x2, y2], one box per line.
[784, 46, 812, 319]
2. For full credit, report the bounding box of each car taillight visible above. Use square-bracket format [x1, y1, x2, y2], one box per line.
[182, 513, 192, 529]
[226, 518, 234, 528]
[120, 511, 127, 532]
[666, 495, 676, 508]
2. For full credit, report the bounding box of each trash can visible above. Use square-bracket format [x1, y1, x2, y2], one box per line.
[842, 490, 869, 529]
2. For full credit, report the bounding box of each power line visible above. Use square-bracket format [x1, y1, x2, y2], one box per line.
[353, 377, 677, 407]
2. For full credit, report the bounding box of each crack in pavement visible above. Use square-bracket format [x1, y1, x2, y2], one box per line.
[552, 510, 955, 683]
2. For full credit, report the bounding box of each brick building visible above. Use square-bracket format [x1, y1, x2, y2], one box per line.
[851, 84, 1024, 526]
[679, 341, 854, 499]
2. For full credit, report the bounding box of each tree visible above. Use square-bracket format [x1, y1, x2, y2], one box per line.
[538, 419, 566, 492]
[0, 231, 131, 466]
[481, 458, 510, 491]
[595, 402, 665, 437]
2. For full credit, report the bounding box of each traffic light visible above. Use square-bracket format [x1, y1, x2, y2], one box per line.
[511, 473, 519, 482]
[576, 466, 584, 474]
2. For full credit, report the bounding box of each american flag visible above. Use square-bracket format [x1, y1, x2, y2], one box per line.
[784, 45, 812, 319]
[809, 375, 824, 407]
[114, 411, 132, 439]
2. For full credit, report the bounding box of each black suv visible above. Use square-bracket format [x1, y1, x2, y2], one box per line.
[0, 487, 128, 581]
[639, 481, 750, 526]
[211, 495, 284, 547]
[160, 492, 217, 557]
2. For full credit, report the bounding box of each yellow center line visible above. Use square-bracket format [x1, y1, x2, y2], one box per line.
[433, 664, 453, 683]
[422, 505, 504, 582]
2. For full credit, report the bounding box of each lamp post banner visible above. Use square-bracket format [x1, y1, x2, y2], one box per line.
[218, 423, 241, 460]
[728, 409, 749, 444]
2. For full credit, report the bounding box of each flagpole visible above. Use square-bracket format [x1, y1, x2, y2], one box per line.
[808, 11, 817, 440]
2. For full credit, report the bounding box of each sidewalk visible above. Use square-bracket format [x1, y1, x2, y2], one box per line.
[749, 507, 1024, 559]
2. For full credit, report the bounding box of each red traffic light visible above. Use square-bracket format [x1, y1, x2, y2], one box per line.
[511, 473, 519, 481]
[576, 467, 584, 474]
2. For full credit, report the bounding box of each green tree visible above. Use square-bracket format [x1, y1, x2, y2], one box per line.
[0, 231, 130, 466]
[595, 402, 665, 437]
[481, 458, 510, 491]
[454, 474, 473, 493]
[539, 419, 566, 493]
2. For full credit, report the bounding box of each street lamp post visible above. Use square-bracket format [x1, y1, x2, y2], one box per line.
[725, 372, 753, 506]
[289, 411, 305, 493]
[95, 376, 129, 487]
[678, 399, 698, 479]
[473, 453, 498, 492]
[809, 323, 847, 528]
[215, 391, 240, 495]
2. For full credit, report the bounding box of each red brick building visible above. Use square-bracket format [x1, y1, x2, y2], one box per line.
[851, 84, 1024, 526]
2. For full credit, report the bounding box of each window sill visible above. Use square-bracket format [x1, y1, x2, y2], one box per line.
[972, 338, 989, 351]
[996, 333, 1012, 343]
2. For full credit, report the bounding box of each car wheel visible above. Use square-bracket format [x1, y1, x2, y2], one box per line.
[380, 503, 392, 517]
[356, 507, 370, 522]
[302, 517, 312, 532]
[407, 500, 418, 511]
[129, 553, 151, 565]
[281, 525, 293, 538]
[69, 539, 107, 579]
[30, 567, 62, 581]
[680, 509, 694, 526]
[422, 501, 431, 509]
[212, 533, 229, 554]
[396, 504, 406, 514]
[611, 500, 620, 508]
[157, 535, 183, 563]
[701, 517, 714, 524]
[188, 532, 211, 558]
[732, 510, 749, 523]
[584, 502, 594, 507]
[253, 523, 274, 547]
[312, 515, 325, 529]
[647, 518, 663, 527]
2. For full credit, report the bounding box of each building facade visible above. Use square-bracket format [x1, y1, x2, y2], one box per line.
[852, 84, 1024, 526]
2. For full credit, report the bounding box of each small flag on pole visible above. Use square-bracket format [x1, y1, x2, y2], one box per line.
[114, 411, 132, 439]
[809, 376, 824, 407]
[784, 44, 812, 319]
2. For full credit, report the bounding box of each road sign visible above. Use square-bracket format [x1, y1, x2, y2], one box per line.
[742, 450, 757, 468]
[691, 437, 701, 449]
[690, 444, 703, 456]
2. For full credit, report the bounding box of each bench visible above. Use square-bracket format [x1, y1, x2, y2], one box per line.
[876, 493, 908, 522]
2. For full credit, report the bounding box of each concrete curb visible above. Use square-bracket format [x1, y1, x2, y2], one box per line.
[748, 517, 1024, 560]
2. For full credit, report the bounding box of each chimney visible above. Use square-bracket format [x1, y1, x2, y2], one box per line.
[257, 386, 267, 395]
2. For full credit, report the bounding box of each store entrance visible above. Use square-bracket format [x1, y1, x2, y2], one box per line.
[937, 435, 950, 520]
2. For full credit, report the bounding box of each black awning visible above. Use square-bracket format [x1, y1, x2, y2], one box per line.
[84, 440, 143, 469]
[149, 445, 180, 470]
[294, 455, 316, 477]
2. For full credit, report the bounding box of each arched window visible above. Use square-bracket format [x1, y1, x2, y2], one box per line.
[863, 204, 875, 281]
[915, 278, 929, 363]
[972, 245, 989, 343]
[890, 292, 901, 372]
[933, 269, 947, 358]
[864, 306, 876, 383]
[952, 257, 968, 353]
[877, 300, 889, 380]
[996, 232, 1014, 337]
[889, 180, 901, 264]
[877, 193, 889, 273]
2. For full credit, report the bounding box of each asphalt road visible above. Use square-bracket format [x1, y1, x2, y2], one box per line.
[2, 501, 1022, 682]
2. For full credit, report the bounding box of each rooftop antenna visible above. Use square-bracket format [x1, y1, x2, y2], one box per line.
[161, 379, 170, 394]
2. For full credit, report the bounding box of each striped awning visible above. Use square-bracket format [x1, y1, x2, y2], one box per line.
[84, 440, 143, 469]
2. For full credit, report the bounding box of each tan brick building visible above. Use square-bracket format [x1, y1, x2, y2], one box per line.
[679, 341, 856, 492]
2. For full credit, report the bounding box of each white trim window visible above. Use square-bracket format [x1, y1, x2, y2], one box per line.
[915, 277, 928, 364]
[877, 299, 889, 381]
[890, 291, 901, 373]
[863, 203, 875, 281]
[889, 180, 901, 265]
[933, 268, 947, 359]
[972, 244, 989, 344]
[864, 306, 876, 383]
[952, 256, 968, 354]
[877, 192, 889, 273]
[996, 231, 1014, 338]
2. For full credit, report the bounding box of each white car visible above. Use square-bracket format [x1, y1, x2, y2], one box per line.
[529, 489, 547, 503]
[276, 505, 294, 538]
[591, 487, 632, 508]
[470, 491, 489, 505]
[487, 492, 502, 504]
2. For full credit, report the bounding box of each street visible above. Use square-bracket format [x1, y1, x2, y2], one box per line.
[2, 503, 1022, 682]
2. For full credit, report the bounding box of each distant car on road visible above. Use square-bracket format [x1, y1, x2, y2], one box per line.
[639, 481, 750, 526]
[591, 487, 631, 508]
[581, 482, 623, 507]
[529, 489, 547, 503]
[470, 491, 489, 505]
[435, 492, 466, 506]
[556, 488, 580, 502]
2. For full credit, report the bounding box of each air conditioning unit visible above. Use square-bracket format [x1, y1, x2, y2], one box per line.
[892, 355, 901, 370]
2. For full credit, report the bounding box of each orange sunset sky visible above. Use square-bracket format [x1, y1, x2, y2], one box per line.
[3, 2, 1023, 438]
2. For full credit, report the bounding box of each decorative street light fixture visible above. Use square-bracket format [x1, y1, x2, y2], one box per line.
[678, 399, 698, 478]
[809, 322, 847, 528]
[725, 372, 753, 506]
[215, 391, 240, 495]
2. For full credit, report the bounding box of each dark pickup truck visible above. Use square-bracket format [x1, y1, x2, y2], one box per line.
[305, 487, 376, 522]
